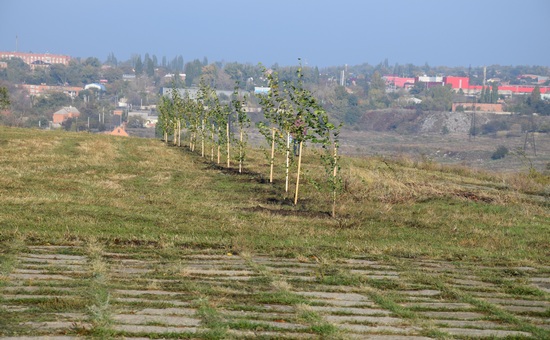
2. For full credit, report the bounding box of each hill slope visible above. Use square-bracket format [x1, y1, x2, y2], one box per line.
[0, 126, 548, 263]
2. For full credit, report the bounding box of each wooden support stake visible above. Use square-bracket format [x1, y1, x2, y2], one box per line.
[239, 129, 243, 173]
[294, 140, 303, 205]
[226, 121, 230, 167]
[270, 128, 275, 183]
[285, 132, 290, 193]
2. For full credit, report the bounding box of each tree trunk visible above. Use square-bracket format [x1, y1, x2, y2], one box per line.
[294, 140, 303, 206]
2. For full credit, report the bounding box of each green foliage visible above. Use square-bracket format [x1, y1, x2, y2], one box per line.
[0, 86, 10, 110]
[481, 120, 509, 134]
[367, 71, 390, 109]
[157, 94, 174, 142]
[134, 55, 143, 75]
[491, 145, 509, 160]
[232, 85, 250, 170]
[418, 84, 454, 111]
[184, 59, 203, 87]
[257, 62, 343, 209]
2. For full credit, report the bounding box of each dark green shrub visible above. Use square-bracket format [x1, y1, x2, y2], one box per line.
[491, 145, 509, 160]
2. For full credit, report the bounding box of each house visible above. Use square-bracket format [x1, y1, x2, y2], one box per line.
[110, 125, 129, 137]
[84, 83, 106, 91]
[52, 106, 80, 125]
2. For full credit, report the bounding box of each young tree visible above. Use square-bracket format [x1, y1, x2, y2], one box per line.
[258, 66, 298, 193]
[286, 64, 341, 206]
[231, 85, 250, 173]
[259, 61, 343, 206]
[157, 95, 174, 143]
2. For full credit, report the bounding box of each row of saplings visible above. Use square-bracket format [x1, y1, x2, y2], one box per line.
[157, 65, 342, 217]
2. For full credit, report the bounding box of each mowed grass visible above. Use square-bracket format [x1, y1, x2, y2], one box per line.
[0, 126, 548, 265]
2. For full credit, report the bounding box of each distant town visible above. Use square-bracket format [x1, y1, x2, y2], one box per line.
[1, 50, 549, 134]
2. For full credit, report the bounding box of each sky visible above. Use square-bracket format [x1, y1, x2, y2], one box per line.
[1, 0, 549, 68]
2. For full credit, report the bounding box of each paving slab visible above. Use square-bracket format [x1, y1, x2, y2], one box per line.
[269, 267, 314, 274]
[28, 245, 79, 250]
[259, 304, 295, 313]
[404, 302, 473, 310]
[350, 269, 400, 276]
[2, 286, 76, 293]
[8, 273, 74, 280]
[111, 324, 198, 334]
[13, 268, 87, 275]
[223, 310, 294, 319]
[483, 298, 550, 307]
[194, 275, 253, 281]
[234, 320, 308, 330]
[442, 327, 531, 337]
[113, 314, 201, 326]
[310, 298, 377, 307]
[325, 315, 406, 325]
[398, 290, 441, 296]
[185, 268, 254, 276]
[309, 305, 391, 315]
[469, 291, 508, 298]
[18, 264, 85, 271]
[418, 311, 486, 320]
[350, 336, 432, 340]
[337, 324, 420, 334]
[1, 305, 30, 312]
[294, 291, 370, 301]
[113, 297, 190, 306]
[433, 319, 509, 329]
[0, 337, 79, 340]
[2, 294, 73, 300]
[500, 305, 548, 313]
[227, 329, 312, 338]
[113, 289, 180, 296]
[529, 277, 550, 293]
[22, 321, 90, 330]
[111, 267, 152, 274]
[450, 278, 495, 287]
[133, 307, 197, 315]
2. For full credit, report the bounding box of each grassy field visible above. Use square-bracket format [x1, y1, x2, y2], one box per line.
[0, 126, 549, 263]
[1, 126, 549, 339]
[338, 130, 550, 174]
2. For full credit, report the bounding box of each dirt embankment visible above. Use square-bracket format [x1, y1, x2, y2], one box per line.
[356, 109, 549, 135]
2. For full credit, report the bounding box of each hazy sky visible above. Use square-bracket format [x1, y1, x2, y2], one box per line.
[1, 0, 548, 68]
